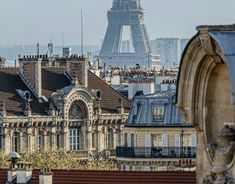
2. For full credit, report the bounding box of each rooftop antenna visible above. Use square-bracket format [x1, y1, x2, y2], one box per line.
[62, 32, 64, 56]
[36, 43, 40, 55]
[81, 9, 84, 55]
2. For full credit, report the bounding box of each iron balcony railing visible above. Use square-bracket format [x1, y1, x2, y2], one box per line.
[116, 146, 196, 159]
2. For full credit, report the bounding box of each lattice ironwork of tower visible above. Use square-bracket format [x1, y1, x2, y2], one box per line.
[99, 0, 155, 69]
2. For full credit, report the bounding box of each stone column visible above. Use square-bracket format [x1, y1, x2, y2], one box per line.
[95, 122, 99, 157]
[114, 122, 120, 148]
[87, 123, 93, 152]
[51, 127, 56, 148]
[63, 126, 68, 151]
[26, 128, 32, 151]
[3, 128, 10, 153]
[82, 123, 87, 150]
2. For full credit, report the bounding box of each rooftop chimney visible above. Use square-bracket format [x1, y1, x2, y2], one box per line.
[66, 55, 89, 87]
[19, 57, 42, 98]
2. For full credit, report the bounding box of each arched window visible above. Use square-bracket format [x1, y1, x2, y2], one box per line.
[69, 103, 83, 119]
[12, 132, 19, 152]
[36, 131, 44, 149]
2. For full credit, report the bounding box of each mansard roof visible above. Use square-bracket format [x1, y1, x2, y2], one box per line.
[0, 67, 130, 116]
[126, 90, 184, 127]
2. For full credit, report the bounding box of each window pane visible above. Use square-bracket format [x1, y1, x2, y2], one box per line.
[69, 128, 80, 151]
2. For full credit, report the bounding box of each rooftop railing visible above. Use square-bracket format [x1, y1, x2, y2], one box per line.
[116, 146, 196, 159]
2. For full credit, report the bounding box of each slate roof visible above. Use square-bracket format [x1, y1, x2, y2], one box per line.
[126, 90, 183, 127]
[0, 67, 130, 116]
[0, 67, 46, 116]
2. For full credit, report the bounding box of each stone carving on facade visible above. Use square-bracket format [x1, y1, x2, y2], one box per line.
[117, 98, 124, 114]
[24, 99, 31, 117]
[0, 100, 6, 117]
[203, 125, 235, 184]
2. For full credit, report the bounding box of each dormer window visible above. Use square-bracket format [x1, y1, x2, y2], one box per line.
[153, 107, 165, 121]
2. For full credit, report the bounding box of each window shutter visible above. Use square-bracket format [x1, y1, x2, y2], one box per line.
[134, 134, 137, 147]
[162, 134, 168, 147]
[120, 133, 124, 146]
[144, 134, 151, 147]
[127, 133, 131, 147]
[174, 134, 180, 147]
[191, 134, 197, 147]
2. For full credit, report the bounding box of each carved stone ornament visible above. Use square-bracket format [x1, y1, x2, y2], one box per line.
[203, 125, 235, 184]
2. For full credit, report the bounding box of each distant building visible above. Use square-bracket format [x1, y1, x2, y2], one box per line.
[63, 47, 72, 58]
[0, 57, 6, 67]
[117, 89, 196, 171]
[0, 54, 131, 158]
[151, 38, 190, 68]
[107, 67, 178, 99]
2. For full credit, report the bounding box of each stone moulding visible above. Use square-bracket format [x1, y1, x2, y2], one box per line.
[177, 25, 235, 183]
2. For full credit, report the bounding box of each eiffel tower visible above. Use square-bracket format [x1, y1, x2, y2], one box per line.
[99, 0, 156, 69]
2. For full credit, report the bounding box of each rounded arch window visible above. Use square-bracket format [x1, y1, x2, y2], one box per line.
[69, 100, 87, 119]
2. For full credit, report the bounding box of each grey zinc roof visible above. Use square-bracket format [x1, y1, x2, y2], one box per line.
[126, 89, 183, 127]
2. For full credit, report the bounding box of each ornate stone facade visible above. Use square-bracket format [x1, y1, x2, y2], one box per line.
[0, 55, 131, 159]
[177, 25, 235, 183]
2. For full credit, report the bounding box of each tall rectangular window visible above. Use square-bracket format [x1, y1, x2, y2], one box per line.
[92, 132, 95, 148]
[47, 133, 52, 148]
[69, 129, 80, 151]
[0, 128, 3, 150]
[12, 132, 19, 152]
[57, 134, 61, 148]
[151, 134, 162, 147]
[106, 129, 113, 149]
[36, 132, 44, 149]
[130, 134, 135, 147]
[124, 133, 128, 146]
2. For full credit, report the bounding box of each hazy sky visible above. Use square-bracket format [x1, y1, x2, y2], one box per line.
[1, 0, 235, 45]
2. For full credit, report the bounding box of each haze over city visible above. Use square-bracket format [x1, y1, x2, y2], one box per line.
[0, 0, 235, 45]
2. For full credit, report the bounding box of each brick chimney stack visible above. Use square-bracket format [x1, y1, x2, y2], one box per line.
[19, 55, 42, 98]
[66, 55, 89, 87]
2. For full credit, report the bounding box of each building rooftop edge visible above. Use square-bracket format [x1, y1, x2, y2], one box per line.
[196, 24, 235, 32]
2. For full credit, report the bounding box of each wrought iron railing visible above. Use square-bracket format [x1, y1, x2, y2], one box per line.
[116, 146, 196, 158]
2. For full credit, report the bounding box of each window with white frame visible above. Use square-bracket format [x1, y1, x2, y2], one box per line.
[36, 132, 44, 149]
[69, 128, 80, 151]
[12, 132, 19, 152]
[153, 107, 165, 121]
[105, 129, 113, 149]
